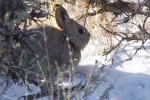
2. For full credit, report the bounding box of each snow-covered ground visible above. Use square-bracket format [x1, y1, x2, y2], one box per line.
[86, 40, 150, 100]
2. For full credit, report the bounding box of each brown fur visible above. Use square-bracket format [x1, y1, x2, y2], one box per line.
[24, 4, 90, 80]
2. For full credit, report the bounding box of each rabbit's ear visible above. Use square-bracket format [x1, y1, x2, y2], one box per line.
[55, 4, 70, 30]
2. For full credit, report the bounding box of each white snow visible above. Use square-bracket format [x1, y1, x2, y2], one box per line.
[2, 83, 40, 100]
[86, 40, 150, 100]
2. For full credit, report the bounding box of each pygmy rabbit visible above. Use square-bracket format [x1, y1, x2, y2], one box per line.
[24, 4, 90, 78]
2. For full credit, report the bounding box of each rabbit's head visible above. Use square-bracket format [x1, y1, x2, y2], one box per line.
[54, 4, 90, 50]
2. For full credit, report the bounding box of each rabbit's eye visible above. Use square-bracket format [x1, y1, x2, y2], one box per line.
[78, 28, 84, 34]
